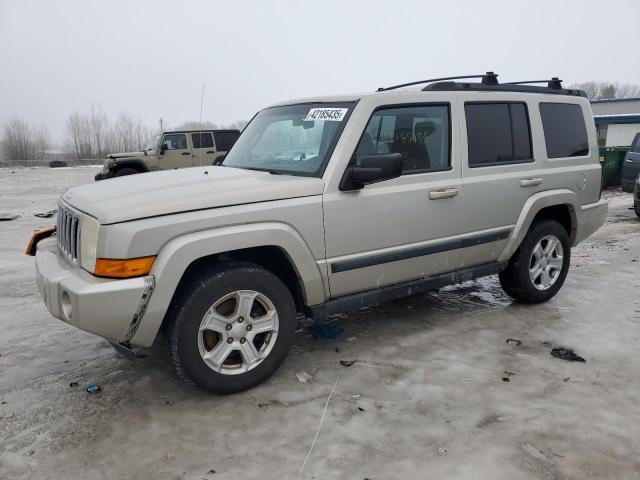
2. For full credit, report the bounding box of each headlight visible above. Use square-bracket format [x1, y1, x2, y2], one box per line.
[80, 215, 99, 273]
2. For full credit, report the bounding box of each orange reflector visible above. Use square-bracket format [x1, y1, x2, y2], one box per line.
[25, 226, 57, 256]
[95, 256, 156, 278]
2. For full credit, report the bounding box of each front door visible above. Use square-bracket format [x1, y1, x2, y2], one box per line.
[323, 102, 464, 297]
[190, 132, 217, 166]
[159, 133, 192, 169]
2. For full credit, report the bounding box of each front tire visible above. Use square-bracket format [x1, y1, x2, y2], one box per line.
[167, 262, 296, 394]
[499, 220, 570, 304]
[114, 167, 140, 177]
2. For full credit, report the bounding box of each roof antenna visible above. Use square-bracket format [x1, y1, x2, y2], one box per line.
[197, 83, 206, 154]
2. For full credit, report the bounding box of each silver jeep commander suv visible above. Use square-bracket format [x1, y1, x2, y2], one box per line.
[29, 73, 608, 394]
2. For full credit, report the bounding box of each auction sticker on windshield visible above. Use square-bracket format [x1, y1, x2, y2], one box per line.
[304, 108, 348, 122]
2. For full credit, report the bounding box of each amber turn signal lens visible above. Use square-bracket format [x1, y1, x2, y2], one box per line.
[94, 256, 156, 278]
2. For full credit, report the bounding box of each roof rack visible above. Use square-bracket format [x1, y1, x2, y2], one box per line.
[376, 72, 498, 92]
[504, 77, 563, 89]
[376, 72, 586, 97]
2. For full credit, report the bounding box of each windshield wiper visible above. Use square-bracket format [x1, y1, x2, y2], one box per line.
[240, 166, 282, 175]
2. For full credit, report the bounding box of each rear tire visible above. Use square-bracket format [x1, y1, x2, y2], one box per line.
[114, 167, 139, 177]
[167, 261, 296, 394]
[499, 220, 570, 304]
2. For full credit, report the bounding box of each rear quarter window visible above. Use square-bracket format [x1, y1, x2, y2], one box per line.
[213, 131, 240, 151]
[539, 103, 589, 158]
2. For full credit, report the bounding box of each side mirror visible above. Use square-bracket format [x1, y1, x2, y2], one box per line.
[213, 153, 226, 165]
[160, 143, 168, 155]
[342, 153, 403, 190]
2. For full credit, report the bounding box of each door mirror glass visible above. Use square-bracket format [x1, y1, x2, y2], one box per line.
[346, 153, 403, 190]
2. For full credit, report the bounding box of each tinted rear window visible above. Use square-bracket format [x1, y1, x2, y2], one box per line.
[213, 131, 240, 151]
[539, 103, 589, 158]
[191, 132, 214, 149]
[465, 102, 532, 167]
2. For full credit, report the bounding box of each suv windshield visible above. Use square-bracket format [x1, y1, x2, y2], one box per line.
[145, 134, 160, 152]
[222, 102, 354, 176]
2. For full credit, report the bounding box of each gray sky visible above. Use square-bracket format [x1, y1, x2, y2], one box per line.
[1, 0, 639, 143]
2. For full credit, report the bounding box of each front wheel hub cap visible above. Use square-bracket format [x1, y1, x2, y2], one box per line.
[197, 290, 279, 375]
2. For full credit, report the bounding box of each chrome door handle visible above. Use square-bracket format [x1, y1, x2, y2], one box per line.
[625, 158, 635, 163]
[181, 152, 191, 156]
[520, 177, 544, 187]
[428, 188, 459, 200]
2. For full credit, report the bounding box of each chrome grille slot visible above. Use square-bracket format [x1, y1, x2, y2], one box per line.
[57, 203, 81, 264]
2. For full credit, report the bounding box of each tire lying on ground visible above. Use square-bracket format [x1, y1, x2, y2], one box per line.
[499, 219, 570, 304]
[166, 261, 296, 394]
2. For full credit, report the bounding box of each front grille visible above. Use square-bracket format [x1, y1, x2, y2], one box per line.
[57, 202, 81, 264]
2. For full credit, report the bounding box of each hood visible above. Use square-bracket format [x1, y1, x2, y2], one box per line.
[62, 166, 324, 224]
[107, 151, 146, 159]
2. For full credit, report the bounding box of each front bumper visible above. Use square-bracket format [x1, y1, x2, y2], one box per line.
[35, 238, 152, 344]
[574, 199, 608, 245]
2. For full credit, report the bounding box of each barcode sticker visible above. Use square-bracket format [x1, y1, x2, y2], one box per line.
[304, 108, 348, 122]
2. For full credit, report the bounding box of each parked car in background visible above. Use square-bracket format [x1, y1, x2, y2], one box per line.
[621, 132, 640, 194]
[30, 73, 607, 394]
[94, 129, 240, 180]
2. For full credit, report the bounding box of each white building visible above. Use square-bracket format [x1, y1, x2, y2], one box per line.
[591, 98, 640, 147]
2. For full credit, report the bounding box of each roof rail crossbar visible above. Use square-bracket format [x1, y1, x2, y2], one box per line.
[377, 72, 498, 92]
[504, 77, 563, 89]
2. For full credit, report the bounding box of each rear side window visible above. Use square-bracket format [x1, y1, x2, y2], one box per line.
[191, 132, 214, 149]
[213, 131, 240, 151]
[465, 102, 532, 167]
[354, 104, 450, 174]
[539, 103, 589, 158]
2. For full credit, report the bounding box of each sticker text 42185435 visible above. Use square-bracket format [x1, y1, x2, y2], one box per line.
[304, 108, 348, 122]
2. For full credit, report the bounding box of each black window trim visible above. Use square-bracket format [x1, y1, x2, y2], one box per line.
[464, 101, 534, 168]
[539, 102, 590, 159]
[632, 132, 640, 153]
[344, 102, 453, 184]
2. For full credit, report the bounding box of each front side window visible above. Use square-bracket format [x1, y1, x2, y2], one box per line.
[354, 104, 450, 173]
[162, 134, 187, 150]
[191, 132, 214, 149]
[222, 102, 354, 176]
[539, 103, 589, 158]
[465, 102, 532, 167]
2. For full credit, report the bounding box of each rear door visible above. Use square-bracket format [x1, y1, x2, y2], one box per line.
[158, 133, 193, 169]
[622, 133, 640, 192]
[457, 97, 540, 264]
[190, 131, 217, 166]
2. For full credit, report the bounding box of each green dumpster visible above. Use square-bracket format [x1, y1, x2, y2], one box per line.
[600, 147, 628, 187]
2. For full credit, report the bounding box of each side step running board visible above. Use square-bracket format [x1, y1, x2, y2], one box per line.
[306, 261, 508, 319]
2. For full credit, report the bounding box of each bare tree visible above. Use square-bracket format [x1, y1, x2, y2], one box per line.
[89, 103, 108, 158]
[66, 111, 92, 159]
[67, 107, 153, 157]
[569, 81, 640, 100]
[104, 112, 151, 153]
[1, 117, 49, 161]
